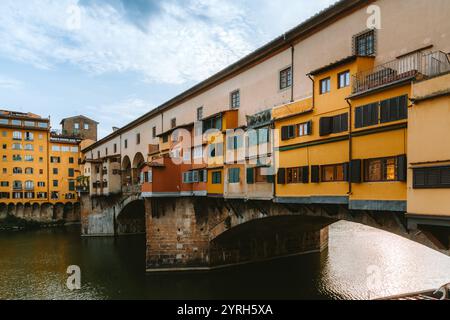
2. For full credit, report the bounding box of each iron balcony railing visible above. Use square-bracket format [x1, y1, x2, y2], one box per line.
[352, 51, 450, 94]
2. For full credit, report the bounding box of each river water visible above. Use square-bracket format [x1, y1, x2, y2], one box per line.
[0, 221, 449, 300]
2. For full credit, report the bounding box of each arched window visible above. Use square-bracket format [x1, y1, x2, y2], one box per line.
[25, 180, 34, 190]
[13, 167, 23, 174]
[25, 167, 34, 174]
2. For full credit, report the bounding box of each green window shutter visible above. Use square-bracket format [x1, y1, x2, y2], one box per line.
[311, 165, 320, 183]
[281, 126, 288, 140]
[319, 117, 332, 136]
[301, 166, 309, 183]
[350, 159, 362, 183]
[267, 174, 274, 184]
[306, 121, 313, 135]
[397, 154, 407, 182]
[343, 162, 350, 181]
[246, 168, 254, 184]
[277, 168, 286, 184]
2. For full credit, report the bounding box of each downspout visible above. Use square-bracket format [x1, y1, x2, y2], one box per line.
[346, 98, 353, 195]
[307, 75, 315, 108]
[290, 45, 295, 103]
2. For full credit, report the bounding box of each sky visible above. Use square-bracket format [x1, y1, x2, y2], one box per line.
[0, 0, 337, 138]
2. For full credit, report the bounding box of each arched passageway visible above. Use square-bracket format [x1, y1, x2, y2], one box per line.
[116, 199, 146, 235]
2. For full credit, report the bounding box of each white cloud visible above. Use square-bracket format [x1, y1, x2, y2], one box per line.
[0, 0, 335, 85]
[0, 75, 23, 89]
[84, 97, 153, 138]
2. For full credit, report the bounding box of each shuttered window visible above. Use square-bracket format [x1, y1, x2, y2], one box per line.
[228, 168, 240, 183]
[364, 155, 406, 182]
[311, 166, 320, 183]
[380, 95, 408, 123]
[212, 171, 222, 184]
[320, 163, 347, 182]
[350, 159, 362, 183]
[413, 166, 450, 188]
[281, 121, 312, 140]
[246, 168, 254, 184]
[320, 113, 348, 136]
[277, 168, 286, 184]
[355, 103, 379, 128]
[285, 166, 309, 184]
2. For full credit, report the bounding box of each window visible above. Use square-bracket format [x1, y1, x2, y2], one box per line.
[13, 181, 22, 189]
[25, 132, 34, 141]
[152, 127, 156, 139]
[0, 192, 10, 199]
[286, 167, 309, 184]
[53, 180, 58, 187]
[0, 118, 8, 125]
[380, 95, 408, 123]
[13, 192, 23, 199]
[320, 77, 331, 94]
[53, 168, 58, 175]
[321, 163, 347, 182]
[280, 66, 292, 90]
[97, 151, 100, 159]
[38, 182, 45, 187]
[13, 131, 22, 140]
[11, 119, 21, 126]
[228, 168, 240, 183]
[12, 143, 22, 150]
[354, 30, 375, 56]
[70, 147, 78, 153]
[355, 103, 379, 128]
[364, 157, 401, 182]
[69, 180, 75, 191]
[1, 182, 9, 187]
[338, 70, 350, 88]
[39, 169, 43, 174]
[24, 144, 33, 151]
[74, 123, 80, 130]
[24, 121, 35, 127]
[13, 167, 22, 174]
[62, 146, 70, 152]
[413, 166, 450, 189]
[24, 192, 35, 199]
[2, 168, 6, 174]
[171, 118, 176, 129]
[193, 146, 203, 159]
[25, 181, 34, 190]
[25, 168, 33, 174]
[84, 123, 89, 130]
[136, 133, 141, 145]
[319, 113, 348, 136]
[24, 155, 33, 162]
[230, 90, 240, 109]
[298, 122, 312, 137]
[197, 107, 203, 121]
[209, 143, 223, 157]
[203, 115, 222, 132]
[114, 143, 117, 153]
[39, 146, 43, 152]
[105, 148, 108, 156]
[52, 145, 61, 152]
[37, 192, 47, 199]
[69, 157, 74, 164]
[162, 135, 168, 143]
[13, 155, 22, 161]
[124, 139, 128, 149]
[2, 155, 6, 162]
[227, 135, 244, 150]
[51, 157, 60, 163]
[255, 167, 272, 183]
[2, 131, 7, 137]
[51, 191, 59, 200]
[2, 144, 6, 149]
[212, 171, 222, 184]
[38, 122, 48, 128]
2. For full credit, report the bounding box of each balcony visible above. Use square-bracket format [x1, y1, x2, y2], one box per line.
[352, 51, 450, 95]
[148, 144, 160, 155]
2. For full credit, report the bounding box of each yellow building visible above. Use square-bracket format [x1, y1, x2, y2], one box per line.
[0, 110, 82, 205]
[273, 52, 425, 211]
[408, 70, 450, 221]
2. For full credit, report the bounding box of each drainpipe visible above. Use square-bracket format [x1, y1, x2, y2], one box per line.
[291, 45, 295, 103]
[307, 75, 315, 108]
[346, 98, 353, 195]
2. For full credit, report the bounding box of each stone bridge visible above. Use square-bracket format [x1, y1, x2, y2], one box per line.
[80, 192, 450, 272]
[0, 202, 80, 225]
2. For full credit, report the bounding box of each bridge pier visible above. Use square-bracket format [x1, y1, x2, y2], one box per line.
[144, 197, 330, 272]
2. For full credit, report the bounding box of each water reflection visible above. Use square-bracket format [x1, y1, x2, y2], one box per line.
[0, 221, 449, 300]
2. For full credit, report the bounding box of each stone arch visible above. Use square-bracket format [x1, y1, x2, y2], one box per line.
[7, 203, 15, 217]
[63, 202, 74, 221]
[32, 203, 40, 221]
[23, 203, 32, 220]
[122, 155, 132, 186]
[16, 203, 24, 218]
[0, 203, 7, 219]
[115, 199, 146, 235]
[53, 202, 65, 221]
[132, 152, 145, 184]
[40, 203, 53, 222]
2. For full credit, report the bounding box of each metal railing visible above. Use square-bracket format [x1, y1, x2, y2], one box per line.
[352, 51, 450, 94]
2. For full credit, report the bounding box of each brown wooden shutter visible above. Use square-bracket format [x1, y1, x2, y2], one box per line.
[306, 121, 313, 135]
[380, 99, 390, 123]
[343, 162, 349, 181]
[246, 167, 254, 184]
[398, 95, 408, 120]
[311, 165, 320, 183]
[341, 113, 349, 132]
[319, 117, 332, 136]
[301, 166, 309, 183]
[397, 154, 407, 182]
[355, 107, 363, 128]
[281, 126, 288, 141]
[350, 159, 362, 183]
[277, 168, 286, 184]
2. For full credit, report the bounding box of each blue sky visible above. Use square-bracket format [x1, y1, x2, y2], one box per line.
[0, 0, 336, 138]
